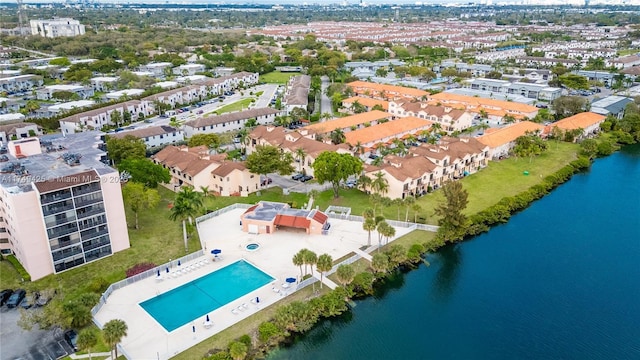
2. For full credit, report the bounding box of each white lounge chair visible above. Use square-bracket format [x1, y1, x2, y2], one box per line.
[237, 305, 245, 312]
[203, 321, 213, 329]
[242, 303, 249, 310]
[231, 309, 239, 315]
[272, 287, 280, 293]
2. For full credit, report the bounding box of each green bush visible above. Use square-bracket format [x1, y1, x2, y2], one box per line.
[351, 271, 375, 296]
[86, 276, 110, 293]
[258, 321, 282, 344]
[5, 255, 30, 281]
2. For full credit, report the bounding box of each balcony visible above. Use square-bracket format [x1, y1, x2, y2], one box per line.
[76, 203, 105, 219]
[82, 235, 110, 252]
[72, 182, 102, 197]
[78, 215, 107, 231]
[47, 223, 79, 239]
[74, 194, 103, 208]
[51, 245, 83, 261]
[80, 226, 109, 241]
[44, 215, 76, 228]
[42, 201, 74, 217]
[40, 190, 72, 205]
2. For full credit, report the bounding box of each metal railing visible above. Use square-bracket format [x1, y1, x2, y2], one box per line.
[324, 212, 439, 232]
[195, 203, 252, 224]
[91, 250, 205, 318]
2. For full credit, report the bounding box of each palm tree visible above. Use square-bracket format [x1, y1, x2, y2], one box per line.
[363, 217, 377, 247]
[169, 116, 184, 128]
[103, 319, 128, 360]
[169, 187, 203, 252]
[330, 129, 346, 145]
[376, 220, 390, 249]
[229, 341, 248, 360]
[412, 203, 422, 223]
[316, 254, 333, 289]
[238, 128, 249, 153]
[380, 221, 396, 245]
[403, 196, 415, 222]
[303, 250, 318, 275]
[372, 171, 389, 196]
[295, 148, 306, 173]
[358, 174, 372, 193]
[369, 193, 382, 216]
[393, 198, 403, 220]
[362, 207, 374, 220]
[199, 185, 213, 213]
[336, 264, 356, 288]
[371, 252, 389, 275]
[353, 141, 364, 156]
[292, 250, 305, 278]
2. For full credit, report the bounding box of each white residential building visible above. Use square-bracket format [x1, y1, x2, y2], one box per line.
[173, 64, 206, 76]
[0, 75, 44, 94]
[184, 108, 280, 137]
[139, 62, 173, 77]
[0, 122, 42, 143]
[59, 100, 154, 134]
[108, 125, 184, 148]
[462, 78, 562, 101]
[36, 85, 94, 101]
[90, 77, 118, 92]
[30, 18, 85, 38]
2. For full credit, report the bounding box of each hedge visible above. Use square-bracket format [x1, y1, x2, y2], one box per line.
[5, 255, 31, 281]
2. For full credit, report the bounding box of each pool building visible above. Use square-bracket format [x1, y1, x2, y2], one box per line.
[240, 201, 330, 235]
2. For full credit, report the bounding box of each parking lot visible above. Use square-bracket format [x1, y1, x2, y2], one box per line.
[0, 306, 74, 360]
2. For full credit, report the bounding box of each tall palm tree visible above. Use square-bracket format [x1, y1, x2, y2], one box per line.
[303, 250, 318, 275]
[363, 217, 377, 247]
[169, 187, 203, 252]
[316, 254, 333, 289]
[372, 171, 389, 196]
[295, 148, 306, 173]
[358, 174, 372, 193]
[380, 221, 396, 245]
[292, 250, 305, 278]
[412, 203, 422, 223]
[229, 341, 248, 360]
[403, 196, 415, 222]
[376, 220, 390, 249]
[103, 319, 128, 360]
[77, 328, 98, 360]
[352, 141, 364, 156]
[199, 185, 213, 212]
[238, 128, 249, 153]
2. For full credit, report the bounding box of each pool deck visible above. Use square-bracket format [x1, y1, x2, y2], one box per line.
[94, 208, 412, 359]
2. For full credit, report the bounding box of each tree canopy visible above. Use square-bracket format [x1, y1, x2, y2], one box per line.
[434, 181, 469, 242]
[106, 135, 146, 165]
[513, 134, 548, 162]
[122, 182, 160, 230]
[552, 96, 589, 119]
[188, 133, 220, 149]
[245, 145, 295, 177]
[118, 158, 170, 188]
[312, 151, 363, 198]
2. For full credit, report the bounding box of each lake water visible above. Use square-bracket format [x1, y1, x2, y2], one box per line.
[268, 145, 640, 360]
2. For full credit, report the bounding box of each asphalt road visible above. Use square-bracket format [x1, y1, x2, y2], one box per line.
[0, 306, 74, 360]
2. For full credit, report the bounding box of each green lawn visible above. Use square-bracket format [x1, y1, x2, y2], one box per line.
[618, 49, 639, 56]
[259, 71, 300, 84]
[207, 98, 254, 116]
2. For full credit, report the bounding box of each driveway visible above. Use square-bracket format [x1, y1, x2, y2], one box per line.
[0, 306, 74, 360]
[320, 76, 333, 118]
[266, 173, 331, 195]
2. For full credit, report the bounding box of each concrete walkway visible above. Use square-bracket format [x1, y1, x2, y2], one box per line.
[353, 248, 373, 262]
[313, 270, 338, 290]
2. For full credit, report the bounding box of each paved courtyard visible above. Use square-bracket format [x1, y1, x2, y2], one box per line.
[94, 207, 411, 360]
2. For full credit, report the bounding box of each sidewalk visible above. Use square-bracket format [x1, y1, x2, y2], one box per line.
[69, 352, 111, 359]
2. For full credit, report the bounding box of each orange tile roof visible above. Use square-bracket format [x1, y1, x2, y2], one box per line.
[342, 96, 390, 110]
[477, 121, 545, 148]
[347, 81, 429, 98]
[303, 110, 392, 133]
[345, 116, 433, 146]
[430, 92, 539, 114]
[274, 214, 311, 229]
[550, 112, 606, 131]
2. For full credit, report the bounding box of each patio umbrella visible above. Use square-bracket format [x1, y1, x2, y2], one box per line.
[157, 270, 161, 277]
[206, 314, 210, 322]
[178, 260, 181, 266]
[211, 249, 222, 255]
[166, 267, 169, 273]
[192, 325, 196, 333]
[285, 277, 296, 284]
[256, 296, 260, 303]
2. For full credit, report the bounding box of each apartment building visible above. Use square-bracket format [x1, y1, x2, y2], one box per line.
[388, 101, 473, 132]
[477, 121, 545, 159]
[345, 116, 433, 149]
[515, 57, 579, 68]
[0, 132, 129, 280]
[461, 78, 562, 101]
[36, 84, 94, 101]
[590, 96, 633, 119]
[108, 125, 184, 148]
[283, 75, 311, 114]
[138, 62, 173, 77]
[59, 100, 154, 134]
[0, 75, 44, 94]
[152, 145, 259, 196]
[347, 81, 429, 100]
[248, 125, 350, 176]
[301, 110, 393, 141]
[90, 77, 119, 92]
[173, 64, 206, 76]
[438, 61, 494, 77]
[37, 100, 95, 118]
[428, 92, 539, 121]
[183, 108, 280, 137]
[342, 96, 390, 112]
[363, 136, 489, 199]
[30, 18, 85, 38]
[572, 70, 614, 88]
[0, 123, 42, 143]
[545, 112, 605, 141]
[0, 113, 25, 124]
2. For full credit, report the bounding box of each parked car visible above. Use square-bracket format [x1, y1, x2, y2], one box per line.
[300, 175, 314, 182]
[261, 177, 272, 186]
[6, 289, 26, 308]
[345, 180, 357, 188]
[64, 329, 78, 351]
[21, 292, 39, 309]
[0, 289, 13, 306]
[535, 104, 548, 109]
[291, 173, 304, 181]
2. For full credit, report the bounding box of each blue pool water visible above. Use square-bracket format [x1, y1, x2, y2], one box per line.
[140, 260, 274, 332]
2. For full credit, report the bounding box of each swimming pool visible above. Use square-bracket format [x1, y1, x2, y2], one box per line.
[140, 260, 274, 332]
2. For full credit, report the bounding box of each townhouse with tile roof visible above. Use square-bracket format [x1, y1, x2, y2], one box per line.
[388, 101, 473, 132]
[342, 96, 390, 112]
[477, 121, 545, 159]
[152, 145, 259, 196]
[345, 116, 433, 150]
[283, 75, 311, 115]
[0, 122, 43, 143]
[347, 81, 429, 100]
[300, 110, 393, 141]
[428, 92, 539, 121]
[248, 125, 350, 176]
[363, 136, 489, 199]
[544, 112, 606, 141]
